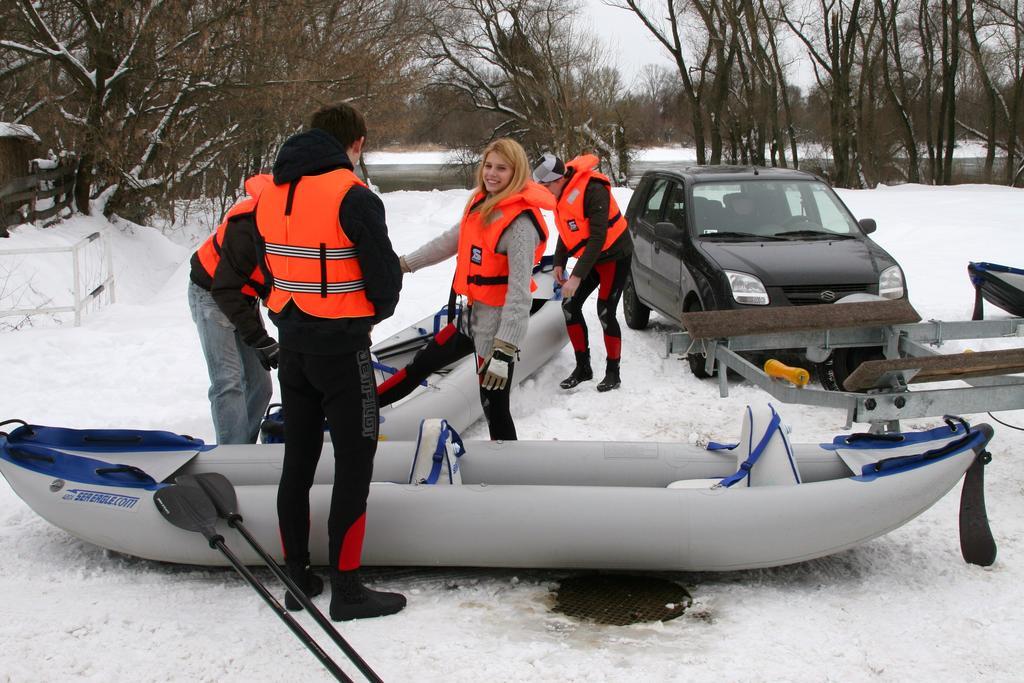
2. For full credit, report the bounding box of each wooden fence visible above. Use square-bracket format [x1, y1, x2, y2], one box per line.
[0, 157, 77, 238]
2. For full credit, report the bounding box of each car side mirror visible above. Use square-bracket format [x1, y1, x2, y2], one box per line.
[858, 218, 877, 234]
[655, 221, 682, 240]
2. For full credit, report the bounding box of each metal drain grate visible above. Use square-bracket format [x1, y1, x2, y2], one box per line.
[552, 574, 691, 625]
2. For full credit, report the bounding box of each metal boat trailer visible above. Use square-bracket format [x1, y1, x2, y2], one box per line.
[667, 299, 1024, 432]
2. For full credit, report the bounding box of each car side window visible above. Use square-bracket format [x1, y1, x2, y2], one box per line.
[665, 182, 687, 230]
[641, 178, 669, 224]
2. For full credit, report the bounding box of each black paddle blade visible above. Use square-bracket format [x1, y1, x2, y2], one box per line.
[177, 472, 240, 521]
[960, 448, 997, 567]
[154, 484, 220, 541]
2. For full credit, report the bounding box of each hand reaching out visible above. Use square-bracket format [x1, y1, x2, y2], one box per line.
[561, 275, 581, 299]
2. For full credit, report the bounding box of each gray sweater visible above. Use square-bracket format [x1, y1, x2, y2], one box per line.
[403, 215, 540, 358]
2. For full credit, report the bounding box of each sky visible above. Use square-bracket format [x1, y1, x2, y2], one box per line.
[1, 163, 1023, 681]
[585, 0, 817, 90]
[584, 0, 678, 85]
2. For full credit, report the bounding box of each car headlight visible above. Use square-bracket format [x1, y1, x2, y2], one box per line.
[725, 270, 769, 305]
[878, 266, 905, 299]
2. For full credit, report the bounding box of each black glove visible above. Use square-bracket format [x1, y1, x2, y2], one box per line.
[252, 337, 279, 371]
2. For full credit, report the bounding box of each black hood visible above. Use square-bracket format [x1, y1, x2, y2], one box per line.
[272, 128, 353, 184]
[699, 238, 895, 286]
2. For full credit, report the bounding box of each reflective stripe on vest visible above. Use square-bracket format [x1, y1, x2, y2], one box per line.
[258, 169, 375, 319]
[452, 182, 553, 307]
[195, 174, 273, 297]
[555, 155, 628, 257]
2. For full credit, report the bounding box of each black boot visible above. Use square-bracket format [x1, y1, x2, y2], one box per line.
[597, 359, 621, 392]
[284, 559, 324, 611]
[559, 351, 593, 389]
[329, 569, 407, 621]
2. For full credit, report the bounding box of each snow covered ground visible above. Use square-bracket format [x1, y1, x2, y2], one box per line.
[1, 175, 1023, 682]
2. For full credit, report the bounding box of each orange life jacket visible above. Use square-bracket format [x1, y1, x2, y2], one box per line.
[194, 174, 273, 297]
[257, 169, 375, 319]
[452, 182, 553, 307]
[555, 155, 628, 257]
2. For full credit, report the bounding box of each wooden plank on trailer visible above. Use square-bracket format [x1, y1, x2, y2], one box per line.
[843, 348, 1024, 391]
[681, 298, 921, 340]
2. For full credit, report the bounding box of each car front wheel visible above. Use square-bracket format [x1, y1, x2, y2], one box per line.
[623, 272, 651, 330]
[816, 346, 885, 391]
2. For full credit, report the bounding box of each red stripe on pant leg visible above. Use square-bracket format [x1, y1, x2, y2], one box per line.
[376, 367, 407, 394]
[604, 334, 622, 361]
[337, 512, 366, 571]
[567, 323, 587, 352]
[596, 261, 617, 300]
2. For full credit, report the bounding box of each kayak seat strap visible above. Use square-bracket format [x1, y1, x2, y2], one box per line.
[409, 418, 465, 485]
[719, 404, 801, 488]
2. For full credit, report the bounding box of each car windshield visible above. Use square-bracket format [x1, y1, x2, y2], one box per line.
[691, 179, 861, 240]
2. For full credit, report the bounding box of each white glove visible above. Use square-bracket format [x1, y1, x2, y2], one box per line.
[479, 339, 516, 391]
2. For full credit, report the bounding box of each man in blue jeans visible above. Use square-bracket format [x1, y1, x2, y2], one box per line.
[188, 178, 274, 444]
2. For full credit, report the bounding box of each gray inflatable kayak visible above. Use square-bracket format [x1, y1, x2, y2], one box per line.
[260, 257, 569, 442]
[0, 405, 996, 571]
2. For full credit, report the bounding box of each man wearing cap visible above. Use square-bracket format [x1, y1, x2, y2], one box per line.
[532, 153, 633, 391]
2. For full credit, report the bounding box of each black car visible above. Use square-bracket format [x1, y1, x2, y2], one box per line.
[622, 166, 906, 379]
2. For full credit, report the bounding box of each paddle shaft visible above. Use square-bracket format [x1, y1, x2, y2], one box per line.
[211, 536, 354, 683]
[177, 473, 382, 683]
[228, 517, 383, 683]
[372, 332, 433, 362]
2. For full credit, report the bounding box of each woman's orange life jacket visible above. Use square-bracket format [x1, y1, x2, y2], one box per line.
[554, 155, 628, 257]
[194, 174, 273, 297]
[256, 169, 375, 319]
[452, 182, 553, 307]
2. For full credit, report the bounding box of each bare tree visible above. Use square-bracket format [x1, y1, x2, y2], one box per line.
[0, 1, 249, 213]
[719, 1, 801, 167]
[0, 0, 424, 219]
[619, 65, 689, 145]
[608, 0, 723, 164]
[961, 0, 1023, 185]
[420, 0, 630, 180]
[759, 0, 803, 168]
[782, 0, 878, 187]
[914, 0, 965, 185]
[873, 0, 924, 182]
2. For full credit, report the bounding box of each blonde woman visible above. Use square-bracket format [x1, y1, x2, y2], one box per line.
[379, 138, 554, 440]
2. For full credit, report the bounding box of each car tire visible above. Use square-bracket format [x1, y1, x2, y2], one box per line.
[623, 272, 650, 330]
[817, 346, 885, 391]
[684, 299, 713, 378]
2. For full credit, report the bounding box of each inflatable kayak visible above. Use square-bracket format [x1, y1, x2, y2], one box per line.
[261, 256, 569, 442]
[969, 261, 1024, 319]
[0, 405, 997, 572]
